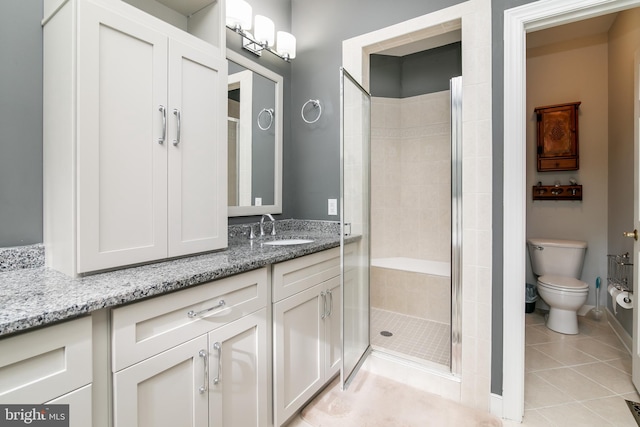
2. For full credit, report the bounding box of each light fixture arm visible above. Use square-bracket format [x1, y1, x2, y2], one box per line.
[227, 25, 293, 62]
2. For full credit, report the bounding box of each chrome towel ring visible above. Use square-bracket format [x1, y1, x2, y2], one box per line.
[257, 108, 274, 130]
[301, 99, 322, 124]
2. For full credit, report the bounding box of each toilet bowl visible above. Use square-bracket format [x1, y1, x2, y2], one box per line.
[527, 238, 589, 335]
[536, 275, 589, 334]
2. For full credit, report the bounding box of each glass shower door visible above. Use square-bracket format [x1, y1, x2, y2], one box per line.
[340, 67, 371, 389]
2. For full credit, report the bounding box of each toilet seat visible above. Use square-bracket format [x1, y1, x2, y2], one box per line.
[537, 275, 588, 293]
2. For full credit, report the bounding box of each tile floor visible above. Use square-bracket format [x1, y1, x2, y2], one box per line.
[288, 309, 640, 426]
[370, 307, 450, 367]
[503, 309, 639, 426]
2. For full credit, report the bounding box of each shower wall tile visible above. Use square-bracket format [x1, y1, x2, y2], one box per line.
[371, 91, 452, 262]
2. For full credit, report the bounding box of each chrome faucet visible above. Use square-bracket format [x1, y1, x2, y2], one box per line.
[260, 214, 276, 236]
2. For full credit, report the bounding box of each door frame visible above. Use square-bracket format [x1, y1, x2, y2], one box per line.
[502, 0, 640, 421]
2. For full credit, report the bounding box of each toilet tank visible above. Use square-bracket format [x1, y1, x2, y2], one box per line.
[527, 238, 587, 278]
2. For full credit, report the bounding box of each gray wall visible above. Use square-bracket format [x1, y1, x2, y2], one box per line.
[289, 0, 464, 220]
[370, 42, 462, 98]
[0, 0, 43, 247]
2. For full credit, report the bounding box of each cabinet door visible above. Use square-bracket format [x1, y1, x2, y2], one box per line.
[77, 1, 168, 273]
[113, 335, 208, 427]
[208, 309, 268, 427]
[46, 384, 92, 427]
[168, 39, 227, 257]
[324, 277, 342, 378]
[273, 284, 324, 425]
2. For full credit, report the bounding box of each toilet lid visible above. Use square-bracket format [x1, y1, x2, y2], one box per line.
[538, 275, 589, 291]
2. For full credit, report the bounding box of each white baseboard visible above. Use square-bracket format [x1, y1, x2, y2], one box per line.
[606, 308, 632, 354]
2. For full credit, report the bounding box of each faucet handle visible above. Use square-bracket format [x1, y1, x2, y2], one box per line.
[271, 222, 276, 236]
[246, 225, 256, 240]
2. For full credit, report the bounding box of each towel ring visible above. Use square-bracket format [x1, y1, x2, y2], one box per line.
[301, 99, 322, 124]
[257, 108, 274, 131]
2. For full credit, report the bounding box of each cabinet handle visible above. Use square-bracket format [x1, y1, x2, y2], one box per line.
[213, 342, 222, 385]
[158, 105, 166, 144]
[187, 300, 226, 318]
[173, 108, 181, 146]
[327, 289, 333, 317]
[320, 291, 327, 319]
[198, 349, 208, 394]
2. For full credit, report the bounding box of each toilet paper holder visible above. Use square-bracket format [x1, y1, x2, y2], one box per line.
[607, 253, 633, 296]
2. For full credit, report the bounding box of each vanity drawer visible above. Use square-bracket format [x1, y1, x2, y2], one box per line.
[273, 246, 343, 302]
[0, 316, 92, 403]
[112, 267, 267, 371]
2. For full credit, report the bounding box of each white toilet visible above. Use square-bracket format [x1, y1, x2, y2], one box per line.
[527, 238, 589, 334]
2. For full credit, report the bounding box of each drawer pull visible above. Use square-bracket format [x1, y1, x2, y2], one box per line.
[198, 349, 208, 394]
[187, 300, 226, 318]
[320, 291, 327, 319]
[213, 342, 222, 385]
[327, 289, 333, 317]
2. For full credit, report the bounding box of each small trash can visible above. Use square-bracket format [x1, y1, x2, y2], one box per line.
[525, 283, 538, 313]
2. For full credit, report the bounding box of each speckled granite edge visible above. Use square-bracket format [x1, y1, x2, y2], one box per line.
[0, 221, 358, 337]
[0, 244, 45, 272]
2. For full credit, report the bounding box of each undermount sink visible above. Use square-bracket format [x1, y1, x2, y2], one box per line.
[263, 239, 314, 246]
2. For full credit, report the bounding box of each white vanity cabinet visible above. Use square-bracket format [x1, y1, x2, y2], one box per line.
[272, 246, 347, 426]
[0, 316, 93, 427]
[43, 0, 227, 276]
[111, 268, 269, 427]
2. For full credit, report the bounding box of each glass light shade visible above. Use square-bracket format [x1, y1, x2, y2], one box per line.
[276, 31, 296, 59]
[254, 15, 275, 47]
[226, 0, 252, 30]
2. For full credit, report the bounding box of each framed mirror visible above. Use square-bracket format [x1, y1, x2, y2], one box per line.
[227, 49, 283, 217]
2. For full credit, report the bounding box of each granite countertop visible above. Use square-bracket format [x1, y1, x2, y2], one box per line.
[0, 220, 356, 337]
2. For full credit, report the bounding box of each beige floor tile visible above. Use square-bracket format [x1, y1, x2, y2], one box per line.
[521, 409, 554, 426]
[585, 396, 638, 427]
[526, 326, 556, 345]
[572, 362, 636, 395]
[606, 357, 633, 375]
[524, 372, 574, 410]
[622, 391, 640, 402]
[592, 333, 630, 352]
[526, 346, 564, 372]
[570, 338, 630, 361]
[526, 311, 546, 327]
[536, 402, 612, 427]
[532, 341, 598, 366]
[536, 368, 615, 401]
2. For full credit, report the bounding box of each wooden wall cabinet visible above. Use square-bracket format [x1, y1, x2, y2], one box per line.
[535, 102, 580, 171]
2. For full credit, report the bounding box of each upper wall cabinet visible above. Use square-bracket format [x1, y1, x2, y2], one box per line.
[534, 102, 581, 172]
[43, 0, 228, 276]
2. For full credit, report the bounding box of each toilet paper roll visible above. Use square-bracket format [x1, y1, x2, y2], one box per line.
[609, 285, 622, 315]
[616, 291, 633, 310]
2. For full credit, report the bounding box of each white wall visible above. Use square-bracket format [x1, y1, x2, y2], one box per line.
[525, 33, 609, 307]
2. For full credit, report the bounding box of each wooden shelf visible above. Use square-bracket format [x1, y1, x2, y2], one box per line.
[532, 185, 582, 201]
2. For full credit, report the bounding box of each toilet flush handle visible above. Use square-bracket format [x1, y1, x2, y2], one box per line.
[623, 229, 638, 241]
[532, 245, 544, 251]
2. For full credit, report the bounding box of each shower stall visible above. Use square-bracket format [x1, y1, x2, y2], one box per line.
[368, 47, 462, 371]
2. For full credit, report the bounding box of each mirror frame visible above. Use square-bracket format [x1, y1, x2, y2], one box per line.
[227, 49, 283, 217]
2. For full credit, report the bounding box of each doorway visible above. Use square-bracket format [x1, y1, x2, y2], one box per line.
[503, 0, 640, 421]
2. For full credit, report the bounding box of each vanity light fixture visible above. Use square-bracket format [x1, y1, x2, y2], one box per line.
[226, 0, 296, 62]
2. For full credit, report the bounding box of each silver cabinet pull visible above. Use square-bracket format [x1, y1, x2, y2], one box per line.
[198, 349, 208, 394]
[173, 108, 181, 146]
[158, 105, 166, 144]
[327, 289, 333, 317]
[187, 300, 226, 318]
[320, 291, 327, 319]
[212, 342, 222, 385]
